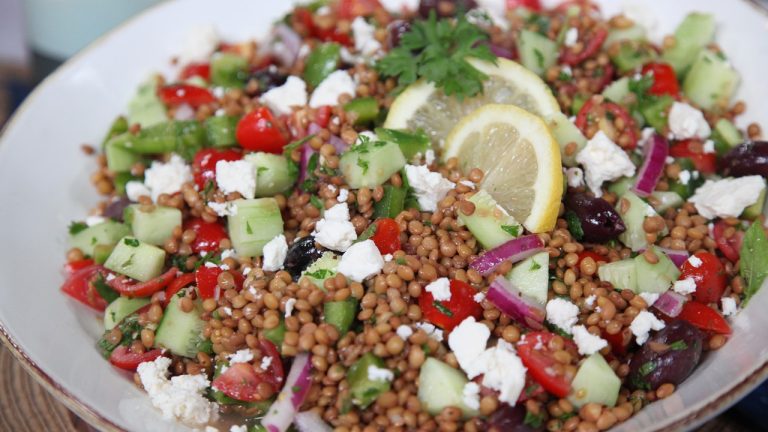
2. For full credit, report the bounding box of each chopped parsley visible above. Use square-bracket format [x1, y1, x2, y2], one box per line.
[356, 158, 370, 175]
[310, 195, 324, 209]
[669, 340, 688, 351]
[530, 260, 542, 271]
[246, 221, 253, 235]
[123, 238, 140, 247]
[639, 361, 656, 376]
[564, 210, 584, 240]
[68, 221, 88, 235]
[356, 222, 378, 243]
[533, 48, 544, 69]
[305, 269, 335, 279]
[93, 273, 119, 304]
[433, 301, 454, 317]
[524, 410, 545, 428]
[256, 166, 269, 175]
[501, 224, 520, 237]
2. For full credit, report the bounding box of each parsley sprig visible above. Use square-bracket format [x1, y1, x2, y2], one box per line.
[375, 12, 497, 100]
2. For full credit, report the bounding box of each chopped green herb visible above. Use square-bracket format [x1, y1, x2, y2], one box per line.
[639, 361, 656, 376]
[93, 273, 119, 304]
[668, 340, 688, 351]
[433, 301, 454, 317]
[69, 221, 88, 235]
[121, 254, 135, 268]
[305, 269, 335, 279]
[356, 158, 370, 175]
[501, 224, 520, 237]
[203, 179, 215, 196]
[396, 257, 407, 265]
[533, 48, 544, 69]
[124, 238, 140, 247]
[356, 223, 378, 243]
[310, 195, 324, 209]
[292, 385, 302, 393]
[246, 221, 253, 235]
[282, 134, 315, 156]
[740, 221, 768, 305]
[257, 166, 269, 175]
[530, 260, 542, 271]
[564, 211, 584, 240]
[524, 410, 545, 428]
[557, 70, 573, 81]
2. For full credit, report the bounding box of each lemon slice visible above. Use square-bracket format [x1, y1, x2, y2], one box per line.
[444, 104, 563, 233]
[384, 58, 561, 148]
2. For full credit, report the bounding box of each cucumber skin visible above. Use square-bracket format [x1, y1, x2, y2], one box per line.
[105, 136, 142, 173]
[507, 251, 550, 305]
[597, 259, 638, 292]
[126, 204, 182, 246]
[546, 112, 587, 167]
[228, 198, 284, 258]
[154, 294, 205, 358]
[517, 30, 558, 77]
[127, 78, 167, 128]
[205, 115, 240, 148]
[634, 247, 681, 294]
[211, 53, 249, 88]
[348, 353, 391, 408]
[617, 191, 667, 252]
[569, 354, 621, 408]
[418, 358, 478, 418]
[104, 237, 167, 282]
[244, 153, 298, 197]
[70, 221, 132, 258]
[458, 190, 520, 250]
[323, 299, 358, 335]
[340, 141, 407, 189]
[104, 297, 150, 330]
[604, 25, 647, 47]
[264, 318, 286, 349]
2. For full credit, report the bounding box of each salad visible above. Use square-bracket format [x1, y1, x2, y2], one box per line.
[61, 0, 768, 431]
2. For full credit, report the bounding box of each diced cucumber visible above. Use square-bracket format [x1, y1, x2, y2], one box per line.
[70, 221, 131, 257]
[374, 128, 430, 161]
[211, 52, 249, 88]
[517, 29, 558, 77]
[154, 293, 205, 358]
[102, 116, 129, 149]
[92, 244, 115, 265]
[105, 135, 142, 173]
[545, 112, 587, 167]
[244, 152, 298, 197]
[639, 95, 673, 132]
[617, 191, 666, 252]
[683, 50, 740, 112]
[104, 237, 166, 282]
[713, 118, 743, 148]
[302, 252, 339, 289]
[205, 115, 240, 148]
[571, 94, 588, 116]
[324, 298, 358, 334]
[418, 357, 478, 418]
[264, 318, 286, 348]
[607, 176, 636, 197]
[610, 40, 655, 73]
[228, 198, 284, 258]
[104, 297, 150, 330]
[127, 77, 167, 128]
[634, 246, 681, 293]
[604, 25, 647, 47]
[568, 354, 621, 408]
[303, 43, 341, 87]
[650, 191, 684, 213]
[373, 185, 407, 219]
[124, 204, 181, 246]
[457, 190, 521, 250]
[348, 353, 391, 408]
[340, 140, 406, 188]
[506, 251, 549, 305]
[602, 77, 631, 104]
[344, 97, 380, 125]
[662, 13, 716, 74]
[742, 182, 766, 220]
[114, 172, 142, 196]
[597, 259, 638, 292]
[174, 121, 208, 161]
[119, 121, 207, 160]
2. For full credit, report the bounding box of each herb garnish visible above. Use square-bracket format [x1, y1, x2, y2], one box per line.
[433, 301, 454, 317]
[69, 221, 88, 235]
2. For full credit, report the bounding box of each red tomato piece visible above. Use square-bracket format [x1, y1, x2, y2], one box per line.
[370, 218, 401, 255]
[560, 27, 608, 66]
[192, 148, 242, 190]
[712, 221, 744, 263]
[258, 339, 285, 388]
[314, 105, 333, 128]
[109, 346, 165, 371]
[61, 264, 110, 311]
[157, 84, 216, 108]
[195, 265, 223, 299]
[679, 252, 727, 304]
[507, 0, 542, 11]
[517, 331, 576, 398]
[418, 280, 483, 331]
[575, 97, 639, 150]
[314, 26, 353, 46]
[212, 363, 266, 402]
[165, 273, 196, 306]
[64, 259, 95, 274]
[577, 251, 607, 266]
[236, 107, 290, 153]
[678, 301, 732, 335]
[337, 0, 381, 19]
[108, 267, 179, 298]
[179, 63, 211, 81]
[601, 327, 632, 356]
[669, 139, 718, 174]
[184, 218, 229, 253]
[641, 62, 680, 98]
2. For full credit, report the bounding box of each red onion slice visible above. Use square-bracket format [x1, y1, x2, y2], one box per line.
[489, 43, 515, 60]
[655, 247, 690, 268]
[273, 25, 302, 67]
[653, 291, 686, 318]
[469, 235, 545, 276]
[297, 144, 315, 186]
[294, 411, 333, 432]
[262, 353, 312, 432]
[632, 133, 669, 197]
[487, 277, 545, 330]
[329, 134, 348, 153]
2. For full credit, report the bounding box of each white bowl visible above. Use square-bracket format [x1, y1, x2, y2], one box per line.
[1, 0, 767, 431]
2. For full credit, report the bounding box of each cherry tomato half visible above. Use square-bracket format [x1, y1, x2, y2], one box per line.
[61, 264, 110, 311]
[108, 267, 179, 298]
[157, 84, 216, 108]
[179, 63, 211, 81]
[192, 148, 242, 190]
[109, 346, 165, 371]
[236, 107, 290, 153]
[577, 251, 607, 266]
[195, 265, 222, 299]
[601, 327, 632, 356]
[669, 139, 718, 174]
[560, 27, 608, 66]
[641, 62, 680, 98]
[184, 218, 228, 254]
[165, 272, 196, 306]
[370, 218, 401, 255]
[64, 259, 95, 274]
[418, 280, 483, 331]
[507, 0, 542, 11]
[677, 301, 732, 335]
[211, 340, 285, 401]
[713, 221, 744, 263]
[575, 96, 639, 150]
[517, 331, 577, 398]
[337, 0, 381, 19]
[679, 252, 727, 304]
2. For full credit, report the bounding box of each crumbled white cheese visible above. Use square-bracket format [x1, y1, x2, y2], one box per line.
[673, 277, 697, 295]
[396, 325, 413, 340]
[228, 349, 254, 364]
[448, 317, 491, 375]
[572, 325, 608, 356]
[204, 261, 218, 268]
[383, 253, 393, 262]
[564, 27, 579, 46]
[284, 298, 297, 318]
[459, 180, 475, 189]
[143, 154, 193, 202]
[462, 382, 481, 410]
[678, 170, 691, 186]
[367, 365, 394, 382]
[260, 356, 273, 371]
[352, 17, 381, 57]
[309, 70, 356, 108]
[687, 255, 702, 268]
[575, 131, 636, 197]
[703, 140, 716, 154]
[215, 160, 256, 199]
[230, 425, 247, 432]
[668, 102, 711, 140]
[476, 0, 510, 30]
[106, 273, 116, 282]
[85, 215, 106, 227]
[219, 264, 230, 271]
[565, 167, 584, 188]
[471, 341, 527, 405]
[689, 176, 765, 219]
[545, 298, 579, 334]
[260, 76, 308, 116]
[337, 239, 385, 282]
[665, 156, 675, 165]
[415, 322, 444, 342]
[223, 307, 232, 316]
[221, 249, 237, 260]
[721, 297, 738, 317]
[126, 181, 152, 202]
[638, 127, 656, 149]
[178, 25, 218, 65]
[639, 292, 660, 307]
[337, 188, 349, 203]
[404, 164, 455, 211]
[137, 357, 217, 427]
[314, 203, 358, 252]
[262, 234, 288, 272]
[584, 295, 596, 307]
[425, 278, 452, 301]
[425, 149, 436, 166]
[380, 0, 419, 14]
[630, 310, 666, 345]
[473, 292, 486, 303]
[208, 201, 238, 217]
[561, 65, 573, 77]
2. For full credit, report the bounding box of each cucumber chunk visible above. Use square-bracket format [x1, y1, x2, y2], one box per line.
[568, 354, 621, 408]
[105, 135, 142, 173]
[104, 237, 166, 282]
[228, 198, 284, 258]
[634, 246, 681, 294]
[507, 251, 550, 305]
[742, 183, 766, 220]
[205, 115, 240, 148]
[374, 128, 430, 161]
[545, 112, 587, 167]
[102, 116, 129, 149]
[639, 95, 673, 133]
[617, 191, 667, 251]
[373, 185, 407, 219]
[104, 297, 150, 330]
[683, 51, 739, 112]
[598, 259, 638, 292]
[344, 97, 380, 125]
[418, 357, 478, 418]
[154, 293, 205, 358]
[127, 77, 167, 128]
[340, 140, 406, 188]
[650, 191, 684, 213]
[244, 152, 298, 197]
[70, 221, 132, 257]
[602, 77, 631, 105]
[457, 189, 521, 250]
[324, 298, 358, 334]
[607, 176, 636, 197]
[348, 353, 391, 408]
[661, 13, 716, 74]
[604, 24, 647, 47]
[302, 252, 339, 289]
[92, 244, 115, 265]
[264, 318, 286, 348]
[610, 40, 655, 73]
[211, 53, 249, 88]
[124, 204, 182, 246]
[713, 118, 743, 149]
[517, 29, 558, 77]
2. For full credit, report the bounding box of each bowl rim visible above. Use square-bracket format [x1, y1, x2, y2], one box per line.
[2, 0, 768, 431]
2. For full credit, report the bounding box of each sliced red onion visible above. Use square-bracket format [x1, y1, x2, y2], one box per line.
[297, 144, 316, 186]
[469, 235, 545, 276]
[632, 134, 669, 197]
[273, 25, 302, 67]
[329, 134, 348, 153]
[489, 43, 515, 60]
[487, 277, 545, 330]
[262, 353, 312, 432]
[173, 103, 195, 121]
[294, 411, 333, 432]
[653, 291, 686, 318]
[306, 122, 322, 136]
[656, 247, 689, 268]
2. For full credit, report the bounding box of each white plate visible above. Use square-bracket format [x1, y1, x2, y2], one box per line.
[1, 0, 767, 431]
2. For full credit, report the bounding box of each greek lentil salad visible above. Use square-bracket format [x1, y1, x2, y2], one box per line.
[61, 0, 768, 431]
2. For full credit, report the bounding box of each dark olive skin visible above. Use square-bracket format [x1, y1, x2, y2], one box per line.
[250, 66, 288, 95]
[386, 20, 411, 49]
[418, 0, 478, 18]
[105, 197, 131, 222]
[628, 320, 705, 391]
[720, 141, 768, 178]
[283, 236, 324, 281]
[564, 192, 626, 243]
[487, 404, 542, 432]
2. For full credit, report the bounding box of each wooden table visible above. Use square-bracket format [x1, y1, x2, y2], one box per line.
[0, 345, 754, 432]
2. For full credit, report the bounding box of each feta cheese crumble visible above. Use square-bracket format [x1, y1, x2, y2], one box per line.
[673, 277, 697, 295]
[425, 149, 436, 166]
[630, 310, 666, 345]
[584, 295, 597, 307]
[462, 382, 481, 410]
[689, 176, 765, 219]
[262, 234, 288, 272]
[380, 0, 419, 13]
[143, 154, 193, 202]
[230, 425, 247, 432]
[471, 341, 527, 404]
[722, 297, 738, 317]
[367, 365, 394, 382]
[565, 167, 585, 188]
[85, 215, 106, 227]
[545, 298, 579, 334]
[425, 278, 452, 301]
[352, 17, 381, 57]
[310, 70, 356, 108]
[448, 317, 491, 374]
[284, 298, 297, 318]
[404, 164, 455, 211]
[415, 322, 444, 342]
[564, 27, 579, 46]
[668, 102, 711, 140]
[208, 201, 238, 217]
[260, 356, 273, 371]
[473, 292, 486, 303]
[178, 25, 218, 65]
[396, 325, 413, 340]
[572, 325, 608, 355]
[639, 292, 660, 307]
[126, 181, 152, 202]
[476, 0, 510, 30]
[337, 188, 349, 203]
[215, 160, 256, 199]
[575, 131, 636, 197]
[703, 140, 715, 154]
[337, 239, 385, 282]
[228, 349, 254, 364]
[687, 255, 703, 268]
[260, 76, 308, 116]
[678, 170, 691, 185]
[314, 203, 358, 252]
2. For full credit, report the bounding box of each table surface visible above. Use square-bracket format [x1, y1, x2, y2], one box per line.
[0, 346, 754, 432]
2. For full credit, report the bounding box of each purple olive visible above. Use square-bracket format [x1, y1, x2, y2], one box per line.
[628, 320, 705, 391]
[283, 236, 323, 281]
[386, 20, 411, 49]
[250, 65, 288, 95]
[720, 141, 768, 178]
[418, 0, 478, 18]
[564, 192, 626, 243]
[103, 197, 131, 222]
[487, 404, 542, 432]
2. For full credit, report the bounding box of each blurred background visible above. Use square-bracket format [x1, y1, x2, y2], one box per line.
[0, 0, 767, 430]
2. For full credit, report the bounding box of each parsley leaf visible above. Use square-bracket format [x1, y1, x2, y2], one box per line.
[124, 238, 140, 247]
[524, 410, 544, 428]
[93, 273, 119, 304]
[357, 158, 370, 175]
[433, 301, 454, 317]
[375, 12, 497, 100]
[501, 224, 520, 237]
[356, 222, 378, 243]
[639, 361, 656, 376]
[740, 221, 768, 305]
[310, 195, 324, 210]
[69, 221, 88, 235]
[305, 269, 335, 279]
[530, 260, 542, 271]
[668, 340, 688, 351]
[564, 211, 584, 240]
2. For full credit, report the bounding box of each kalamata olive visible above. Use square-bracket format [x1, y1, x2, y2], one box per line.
[386, 20, 411, 49]
[564, 192, 625, 243]
[283, 236, 323, 281]
[103, 197, 132, 222]
[487, 404, 542, 432]
[250, 65, 288, 95]
[720, 141, 768, 177]
[418, 0, 478, 18]
[628, 320, 705, 391]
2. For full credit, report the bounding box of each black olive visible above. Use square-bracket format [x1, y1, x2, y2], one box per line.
[487, 404, 542, 432]
[386, 20, 411, 49]
[250, 66, 288, 95]
[564, 192, 626, 243]
[283, 236, 323, 281]
[720, 141, 768, 178]
[418, 0, 478, 18]
[103, 197, 132, 222]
